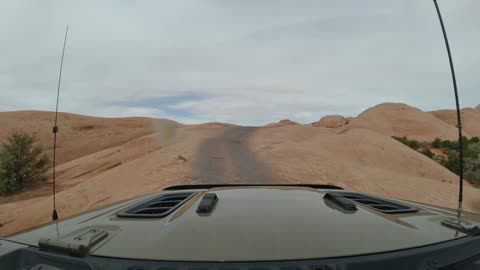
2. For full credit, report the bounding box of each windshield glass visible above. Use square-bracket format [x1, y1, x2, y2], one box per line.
[1, 1, 479, 238]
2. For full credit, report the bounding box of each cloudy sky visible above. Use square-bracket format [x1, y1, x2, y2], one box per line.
[1, 1, 479, 125]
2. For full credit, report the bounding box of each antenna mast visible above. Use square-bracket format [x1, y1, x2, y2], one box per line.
[432, 1, 464, 220]
[52, 25, 69, 221]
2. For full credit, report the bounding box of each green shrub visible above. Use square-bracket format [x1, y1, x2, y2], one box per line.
[392, 136, 421, 150]
[441, 140, 458, 150]
[420, 149, 434, 159]
[392, 137, 480, 186]
[445, 151, 461, 175]
[464, 143, 480, 159]
[462, 136, 470, 149]
[0, 132, 49, 195]
[432, 138, 442, 148]
[420, 141, 431, 148]
[407, 140, 420, 150]
[464, 157, 480, 185]
[434, 154, 446, 163]
[434, 155, 449, 168]
[392, 136, 408, 145]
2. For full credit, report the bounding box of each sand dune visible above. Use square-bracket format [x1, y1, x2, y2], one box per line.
[0, 125, 225, 235]
[347, 103, 463, 141]
[265, 119, 300, 127]
[251, 125, 480, 212]
[0, 111, 180, 165]
[312, 115, 349, 128]
[1, 104, 480, 236]
[430, 108, 480, 137]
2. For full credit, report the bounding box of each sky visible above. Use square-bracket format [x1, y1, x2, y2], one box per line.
[1, 0, 479, 125]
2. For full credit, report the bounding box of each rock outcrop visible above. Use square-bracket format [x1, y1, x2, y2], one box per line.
[312, 115, 348, 128]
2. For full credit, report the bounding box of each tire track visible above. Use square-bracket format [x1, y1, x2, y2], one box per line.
[191, 127, 274, 183]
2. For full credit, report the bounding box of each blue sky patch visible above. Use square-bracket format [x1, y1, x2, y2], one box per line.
[112, 93, 207, 118]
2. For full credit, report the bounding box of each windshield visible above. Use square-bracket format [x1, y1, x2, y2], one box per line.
[1, 1, 479, 240]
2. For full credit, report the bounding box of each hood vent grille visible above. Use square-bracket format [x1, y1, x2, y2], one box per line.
[329, 192, 418, 214]
[117, 192, 196, 218]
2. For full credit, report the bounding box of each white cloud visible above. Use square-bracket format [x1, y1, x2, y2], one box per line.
[0, 0, 479, 125]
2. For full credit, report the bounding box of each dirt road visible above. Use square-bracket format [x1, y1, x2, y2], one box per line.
[192, 127, 274, 183]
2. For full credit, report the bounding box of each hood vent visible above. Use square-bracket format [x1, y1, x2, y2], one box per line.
[327, 192, 418, 214]
[117, 192, 196, 218]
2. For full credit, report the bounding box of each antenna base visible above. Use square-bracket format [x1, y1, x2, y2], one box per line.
[441, 217, 480, 235]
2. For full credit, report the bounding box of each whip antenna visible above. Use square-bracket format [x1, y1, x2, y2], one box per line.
[52, 25, 69, 221]
[432, 1, 464, 220]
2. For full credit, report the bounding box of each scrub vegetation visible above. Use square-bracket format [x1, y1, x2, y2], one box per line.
[0, 132, 49, 195]
[393, 136, 480, 186]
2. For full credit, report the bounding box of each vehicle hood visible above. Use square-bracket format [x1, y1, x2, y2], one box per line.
[5, 186, 479, 261]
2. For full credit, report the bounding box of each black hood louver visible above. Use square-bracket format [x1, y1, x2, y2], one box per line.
[326, 192, 418, 214]
[117, 192, 197, 218]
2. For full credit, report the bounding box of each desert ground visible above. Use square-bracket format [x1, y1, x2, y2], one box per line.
[1, 102, 480, 236]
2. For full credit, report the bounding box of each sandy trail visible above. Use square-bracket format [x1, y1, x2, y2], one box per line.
[192, 127, 274, 183]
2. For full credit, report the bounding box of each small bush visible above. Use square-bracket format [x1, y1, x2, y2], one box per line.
[0, 132, 49, 195]
[420, 141, 431, 148]
[407, 140, 420, 150]
[464, 143, 480, 159]
[434, 155, 449, 168]
[471, 137, 480, 144]
[462, 136, 470, 149]
[432, 138, 442, 148]
[434, 155, 446, 163]
[392, 136, 408, 145]
[446, 151, 461, 175]
[392, 136, 421, 150]
[420, 149, 434, 159]
[441, 140, 457, 150]
[464, 157, 480, 185]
